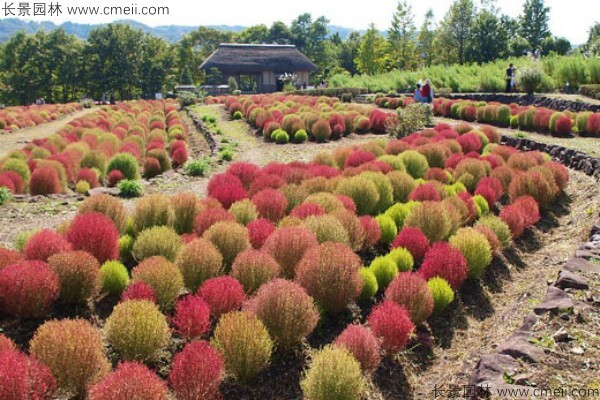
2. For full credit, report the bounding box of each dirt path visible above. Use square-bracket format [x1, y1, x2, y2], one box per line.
[0, 107, 98, 158]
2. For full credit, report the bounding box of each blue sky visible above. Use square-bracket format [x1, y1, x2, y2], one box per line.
[7, 0, 598, 43]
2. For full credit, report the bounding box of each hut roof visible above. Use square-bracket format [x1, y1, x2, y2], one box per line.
[200, 44, 317, 73]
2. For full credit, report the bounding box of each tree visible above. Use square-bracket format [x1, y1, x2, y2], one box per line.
[388, 1, 418, 70]
[140, 34, 171, 98]
[437, 0, 476, 64]
[583, 22, 600, 55]
[470, 7, 509, 63]
[417, 10, 436, 67]
[338, 31, 361, 75]
[356, 24, 388, 75]
[291, 14, 334, 73]
[519, 0, 550, 50]
[268, 21, 293, 44]
[238, 25, 269, 44]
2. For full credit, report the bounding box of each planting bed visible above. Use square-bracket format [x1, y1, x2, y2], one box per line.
[2, 114, 597, 400]
[0, 103, 83, 133]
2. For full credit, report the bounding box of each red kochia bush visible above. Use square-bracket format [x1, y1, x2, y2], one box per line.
[336, 195, 357, 213]
[88, 362, 168, 400]
[0, 175, 16, 193]
[0, 350, 56, 400]
[252, 189, 288, 222]
[367, 301, 414, 354]
[0, 171, 25, 194]
[334, 325, 381, 374]
[408, 183, 442, 202]
[24, 229, 72, 262]
[107, 170, 125, 187]
[512, 195, 541, 227]
[554, 115, 572, 135]
[0, 247, 23, 270]
[207, 173, 244, 195]
[499, 204, 526, 238]
[169, 341, 224, 400]
[296, 242, 363, 314]
[67, 212, 119, 263]
[385, 272, 434, 325]
[30, 167, 62, 195]
[231, 250, 280, 294]
[263, 226, 319, 278]
[194, 208, 236, 236]
[586, 113, 600, 135]
[290, 202, 326, 219]
[359, 216, 382, 247]
[0, 334, 16, 352]
[120, 282, 157, 303]
[456, 133, 482, 154]
[392, 227, 430, 262]
[418, 242, 468, 290]
[227, 162, 261, 189]
[198, 276, 246, 319]
[170, 295, 212, 340]
[209, 184, 248, 209]
[247, 218, 276, 249]
[0, 261, 59, 318]
[344, 150, 376, 168]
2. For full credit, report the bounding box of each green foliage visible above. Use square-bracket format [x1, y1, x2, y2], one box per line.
[229, 199, 259, 225]
[99, 261, 130, 295]
[0, 187, 10, 206]
[294, 129, 308, 143]
[388, 104, 428, 138]
[118, 179, 144, 198]
[428, 277, 455, 315]
[369, 255, 398, 288]
[359, 267, 379, 300]
[449, 227, 492, 279]
[132, 226, 182, 262]
[375, 214, 397, 244]
[185, 158, 211, 177]
[1, 158, 30, 184]
[399, 150, 429, 179]
[517, 65, 545, 95]
[388, 247, 414, 272]
[107, 153, 140, 181]
[232, 111, 243, 120]
[75, 180, 90, 195]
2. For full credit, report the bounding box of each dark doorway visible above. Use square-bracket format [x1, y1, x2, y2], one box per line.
[276, 78, 284, 92]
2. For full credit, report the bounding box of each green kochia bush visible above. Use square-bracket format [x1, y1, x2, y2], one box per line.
[132, 226, 182, 262]
[428, 277, 455, 315]
[449, 227, 492, 279]
[335, 176, 380, 216]
[369, 255, 398, 289]
[375, 214, 397, 244]
[399, 150, 429, 179]
[359, 267, 379, 300]
[131, 256, 184, 312]
[99, 261, 130, 295]
[107, 153, 140, 180]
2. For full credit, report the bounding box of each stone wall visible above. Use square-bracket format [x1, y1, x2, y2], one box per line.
[446, 94, 600, 113]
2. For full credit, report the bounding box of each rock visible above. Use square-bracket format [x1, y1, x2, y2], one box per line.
[571, 347, 585, 355]
[564, 258, 600, 274]
[470, 354, 521, 385]
[497, 332, 544, 363]
[555, 271, 589, 290]
[89, 187, 117, 197]
[534, 287, 574, 315]
[552, 328, 570, 342]
[517, 313, 538, 333]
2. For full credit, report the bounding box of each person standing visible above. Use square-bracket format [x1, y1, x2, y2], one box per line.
[506, 63, 516, 92]
[413, 83, 422, 102]
[420, 79, 433, 104]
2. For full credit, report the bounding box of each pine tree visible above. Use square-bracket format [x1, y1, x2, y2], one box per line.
[519, 0, 550, 50]
[388, 1, 418, 70]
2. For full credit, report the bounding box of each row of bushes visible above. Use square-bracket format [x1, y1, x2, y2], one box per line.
[0, 121, 568, 399]
[0, 100, 189, 197]
[206, 93, 394, 144]
[580, 84, 600, 100]
[0, 102, 82, 132]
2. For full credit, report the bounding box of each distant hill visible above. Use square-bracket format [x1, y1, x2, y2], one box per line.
[0, 18, 366, 43]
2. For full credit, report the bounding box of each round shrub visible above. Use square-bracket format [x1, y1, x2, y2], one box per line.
[67, 212, 119, 264]
[334, 325, 381, 374]
[30, 167, 62, 195]
[133, 194, 174, 233]
[296, 242, 363, 314]
[78, 194, 127, 233]
[369, 255, 398, 289]
[229, 199, 259, 225]
[263, 226, 319, 278]
[47, 251, 99, 304]
[404, 201, 452, 243]
[499, 205, 526, 239]
[132, 226, 182, 262]
[198, 276, 246, 319]
[359, 215, 382, 247]
[476, 215, 512, 249]
[121, 282, 156, 303]
[375, 214, 398, 245]
[132, 256, 184, 311]
[169, 341, 224, 400]
[1, 158, 30, 185]
[367, 301, 414, 355]
[0, 247, 23, 270]
[247, 218, 276, 249]
[203, 221, 250, 271]
[212, 311, 273, 383]
[301, 346, 365, 400]
[0, 261, 59, 318]
[332, 210, 366, 251]
[418, 242, 468, 290]
[311, 119, 332, 142]
[388, 247, 414, 272]
[335, 176, 380, 215]
[303, 192, 345, 213]
[143, 157, 162, 179]
[294, 129, 308, 143]
[171, 295, 211, 340]
[232, 250, 280, 294]
[428, 277, 455, 315]
[247, 279, 319, 349]
[0, 349, 56, 400]
[301, 215, 350, 246]
[194, 208, 235, 236]
[175, 238, 223, 292]
[252, 188, 288, 222]
[105, 300, 170, 362]
[88, 361, 168, 400]
[291, 202, 326, 219]
[275, 130, 289, 144]
[0, 334, 16, 352]
[80, 151, 107, 178]
[359, 267, 379, 300]
[30, 319, 110, 396]
[512, 195, 541, 227]
[171, 192, 200, 235]
[399, 150, 429, 178]
[99, 261, 129, 295]
[385, 272, 434, 325]
[508, 171, 556, 209]
[449, 228, 493, 279]
[24, 228, 72, 262]
[107, 153, 140, 180]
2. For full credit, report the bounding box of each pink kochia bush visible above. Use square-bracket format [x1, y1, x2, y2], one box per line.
[263, 226, 319, 278]
[170, 295, 212, 340]
[66, 212, 119, 263]
[0, 349, 56, 400]
[385, 272, 434, 325]
[88, 362, 169, 400]
[247, 218, 276, 249]
[296, 242, 363, 314]
[392, 227, 430, 262]
[169, 341, 224, 400]
[334, 325, 381, 374]
[198, 276, 246, 319]
[24, 229, 72, 262]
[367, 301, 414, 355]
[418, 242, 468, 290]
[0, 261, 59, 318]
[252, 188, 288, 222]
[121, 282, 157, 303]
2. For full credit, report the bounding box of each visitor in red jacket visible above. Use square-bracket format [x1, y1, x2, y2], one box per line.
[420, 80, 433, 103]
